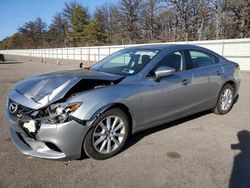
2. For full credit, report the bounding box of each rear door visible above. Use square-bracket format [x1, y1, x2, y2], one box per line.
[185, 49, 224, 109]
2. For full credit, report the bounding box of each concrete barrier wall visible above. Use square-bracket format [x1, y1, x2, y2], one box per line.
[1, 38, 250, 70]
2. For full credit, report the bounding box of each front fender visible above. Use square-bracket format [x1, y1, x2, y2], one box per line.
[67, 84, 144, 129]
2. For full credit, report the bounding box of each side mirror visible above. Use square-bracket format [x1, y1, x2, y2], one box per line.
[154, 66, 175, 81]
[79, 62, 83, 68]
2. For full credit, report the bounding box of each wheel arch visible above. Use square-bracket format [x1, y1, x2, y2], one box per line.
[223, 80, 236, 89]
[213, 79, 237, 110]
[81, 102, 134, 159]
[213, 79, 236, 115]
[89, 102, 134, 135]
[222, 79, 237, 97]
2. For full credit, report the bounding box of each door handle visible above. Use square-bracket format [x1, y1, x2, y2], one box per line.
[182, 79, 191, 85]
[216, 70, 223, 75]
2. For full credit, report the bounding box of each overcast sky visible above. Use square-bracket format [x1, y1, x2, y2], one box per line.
[0, 0, 117, 40]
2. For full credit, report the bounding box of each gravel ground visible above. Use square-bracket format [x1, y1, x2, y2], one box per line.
[0, 55, 250, 188]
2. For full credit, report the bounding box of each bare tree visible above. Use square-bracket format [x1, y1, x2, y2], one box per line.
[140, 0, 162, 41]
[165, 0, 194, 41]
[18, 17, 47, 48]
[189, 0, 210, 40]
[108, 4, 125, 44]
[1, 0, 250, 49]
[48, 13, 68, 47]
[119, 0, 142, 44]
[227, 0, 250, 38]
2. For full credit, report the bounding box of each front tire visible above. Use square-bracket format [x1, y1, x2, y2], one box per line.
[214, 84, 235, 115]
[83, 108, 130, 160]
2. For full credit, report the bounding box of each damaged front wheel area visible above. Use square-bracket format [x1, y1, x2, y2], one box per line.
[83, 108, 130, 160]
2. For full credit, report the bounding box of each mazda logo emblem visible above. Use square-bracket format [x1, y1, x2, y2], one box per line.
[9, 102, 18, 114]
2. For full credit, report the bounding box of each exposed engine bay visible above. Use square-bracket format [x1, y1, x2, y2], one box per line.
[65, 79, 120, 99]
[14, 68, 124, 109]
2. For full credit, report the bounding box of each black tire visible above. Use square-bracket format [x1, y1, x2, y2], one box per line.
[214, 84, 235, 115]
[83, 108, 130, 160]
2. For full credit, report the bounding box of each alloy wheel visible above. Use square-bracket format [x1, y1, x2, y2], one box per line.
[219, 88, 233, 111]
[92, 115, 125, 154]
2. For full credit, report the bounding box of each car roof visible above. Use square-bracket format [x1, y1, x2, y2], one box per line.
[127, 44, 201, 51]
[126, 44, 222, 58]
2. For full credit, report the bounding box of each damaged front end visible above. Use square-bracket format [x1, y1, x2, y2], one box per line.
[6, 69, 124, 159]
[10, 100, 82, 135]
[6, 91, 90, 159]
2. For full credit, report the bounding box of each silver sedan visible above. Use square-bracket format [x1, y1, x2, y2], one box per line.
[6, 44, 241, 160]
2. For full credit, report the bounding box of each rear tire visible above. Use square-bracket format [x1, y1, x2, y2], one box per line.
[214, 84, 235, 115]
[83, 108, 130, 160]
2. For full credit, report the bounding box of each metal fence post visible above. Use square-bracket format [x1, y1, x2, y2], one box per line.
[222, 41, 225, 56]
[98, 47, 100, 61]
[67, 48, 69, 60]
[80, 48, 82, 61]
[88, 47, 90, 66]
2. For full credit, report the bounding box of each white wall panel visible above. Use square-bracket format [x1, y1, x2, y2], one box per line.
[1, 38, 250, 70]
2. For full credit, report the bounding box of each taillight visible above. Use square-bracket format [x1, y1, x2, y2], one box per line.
[234, 62, 240, 70]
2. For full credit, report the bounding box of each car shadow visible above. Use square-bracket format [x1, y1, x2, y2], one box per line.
[79, 110, 211, 160]
[229, 130, 250, 188]
[123, 110, 211, 151]
[125, 94, 240, 149]
[234, 94, 239, 104]
[0, 61, 23, 64]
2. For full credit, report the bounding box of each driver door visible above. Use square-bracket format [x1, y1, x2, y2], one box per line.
[141, 50, 194, 128]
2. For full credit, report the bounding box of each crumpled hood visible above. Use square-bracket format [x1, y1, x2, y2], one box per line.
[15, 69, 123, 107]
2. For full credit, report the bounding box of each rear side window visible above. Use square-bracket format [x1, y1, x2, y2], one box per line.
[189, 50, 217, 68]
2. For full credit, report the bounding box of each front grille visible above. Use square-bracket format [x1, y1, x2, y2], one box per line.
[8, 99, 38, 138]
[8, 99, 34, 117]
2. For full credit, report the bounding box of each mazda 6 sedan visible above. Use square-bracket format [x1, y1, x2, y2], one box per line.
[6, 44, 240, 160]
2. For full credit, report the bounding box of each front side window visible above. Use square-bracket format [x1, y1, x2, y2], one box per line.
[152, 50, 186, 73]
[90, 49, 159, 76]
[189, 50, 217, 68]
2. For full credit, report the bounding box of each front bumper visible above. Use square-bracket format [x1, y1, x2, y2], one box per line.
[7, 112, 90, 160]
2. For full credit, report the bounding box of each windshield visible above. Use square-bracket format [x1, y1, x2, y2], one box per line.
[90, 49, 160, 76]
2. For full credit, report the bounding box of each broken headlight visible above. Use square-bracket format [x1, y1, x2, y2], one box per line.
[51, 103, 82, 123]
